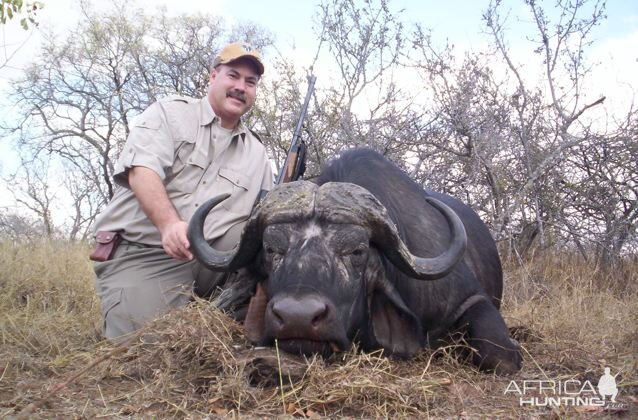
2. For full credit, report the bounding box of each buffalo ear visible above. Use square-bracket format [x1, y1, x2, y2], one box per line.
[244, 282, 268, 343]
[369, 284, 424, 358]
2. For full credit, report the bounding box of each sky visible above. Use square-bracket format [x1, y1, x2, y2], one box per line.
[2, 0, 636, 75]
[1, 0, 636, 104]
[0, 0, 637, 217]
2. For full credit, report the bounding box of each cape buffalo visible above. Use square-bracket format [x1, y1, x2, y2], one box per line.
[188, 148, 522, 374]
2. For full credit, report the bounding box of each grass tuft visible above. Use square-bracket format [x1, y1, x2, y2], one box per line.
[1, 241, 636, 417]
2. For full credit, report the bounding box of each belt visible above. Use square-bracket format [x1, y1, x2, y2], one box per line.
[120, 239, 164, 249]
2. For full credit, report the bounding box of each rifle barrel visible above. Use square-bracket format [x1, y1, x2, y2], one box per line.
[291, 75, 316, 142]
[276, 75, 317, 184]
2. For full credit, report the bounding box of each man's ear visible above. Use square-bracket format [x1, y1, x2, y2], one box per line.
[210, 67, 219, 82]
[367, 270, 424, 358]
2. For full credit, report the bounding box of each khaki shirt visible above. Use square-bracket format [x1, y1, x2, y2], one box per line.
[94, 95, 274, 246]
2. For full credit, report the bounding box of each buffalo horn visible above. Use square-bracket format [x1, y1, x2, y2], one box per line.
[372, 196, 467, 280]
[187, 193, 261, 271]
[315, 182, 467, 280]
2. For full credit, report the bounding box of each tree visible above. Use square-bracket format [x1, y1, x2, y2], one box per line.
[561, 110, 638, 265]
[3, 153, 57, 240]
[0, 0, 42, 29]
[483, 0, 608, 249]
[307, 0, 409, 169]
[0, 0, 43, 69]
[405, 0, 634, 263]
[248, 0, 412, 180]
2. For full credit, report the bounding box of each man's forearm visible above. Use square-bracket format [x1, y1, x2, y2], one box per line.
[128, 166, 193, 260]
[128, 166, 181, 230]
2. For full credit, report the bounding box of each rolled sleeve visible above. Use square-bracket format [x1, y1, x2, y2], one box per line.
[113, 103, 174, 188]
[260, 159, 275, 191]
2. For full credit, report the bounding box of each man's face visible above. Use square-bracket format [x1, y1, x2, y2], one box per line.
[208, 59, 259, 128]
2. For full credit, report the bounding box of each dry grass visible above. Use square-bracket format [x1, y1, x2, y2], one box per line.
[1, 241, 636, 418]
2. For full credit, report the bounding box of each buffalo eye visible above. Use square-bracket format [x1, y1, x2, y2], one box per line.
[265, 246, 285, 256]
[342, 244, 368, 264]
[264, 245, 286, 270]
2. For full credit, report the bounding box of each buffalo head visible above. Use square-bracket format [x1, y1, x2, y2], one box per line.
[188, 181, 466, 358]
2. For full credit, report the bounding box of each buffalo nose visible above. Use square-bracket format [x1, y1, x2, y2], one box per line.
[270, 296, 329, 333]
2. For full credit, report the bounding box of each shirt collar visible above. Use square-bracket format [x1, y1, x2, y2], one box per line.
[200, 97, 248, 141]
[200, 97, 216, 126]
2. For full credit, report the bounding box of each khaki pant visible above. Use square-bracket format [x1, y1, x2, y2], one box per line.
[94, 229, 241, 342]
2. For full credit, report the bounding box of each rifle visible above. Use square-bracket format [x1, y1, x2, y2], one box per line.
[276, 74, 316, 184]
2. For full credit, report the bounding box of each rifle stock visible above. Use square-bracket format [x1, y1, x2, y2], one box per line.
[284, 150, 298, 182]
[277, 75, 316, 184]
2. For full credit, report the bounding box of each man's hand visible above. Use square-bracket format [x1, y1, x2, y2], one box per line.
[159, 220, 193, 260]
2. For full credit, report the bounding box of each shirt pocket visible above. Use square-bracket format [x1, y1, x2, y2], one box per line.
[217, 167, 252, 214]
[166, 139, 205, 195]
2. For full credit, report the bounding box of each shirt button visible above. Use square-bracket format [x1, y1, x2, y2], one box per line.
[195, 203, 199, 207]
[203, 181, 207, 184]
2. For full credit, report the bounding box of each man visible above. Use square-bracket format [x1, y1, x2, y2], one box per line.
[92, 43, 273, 341]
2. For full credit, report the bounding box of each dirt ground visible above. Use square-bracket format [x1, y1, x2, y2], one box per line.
[1, 244, 636, 418]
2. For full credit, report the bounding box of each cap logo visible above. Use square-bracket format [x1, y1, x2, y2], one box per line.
[213, 42, 265, 75]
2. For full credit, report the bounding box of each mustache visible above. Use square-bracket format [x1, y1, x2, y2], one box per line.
[226, 90, 247, 103]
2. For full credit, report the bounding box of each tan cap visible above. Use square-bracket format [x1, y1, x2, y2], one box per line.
[213, 42, 264, 75]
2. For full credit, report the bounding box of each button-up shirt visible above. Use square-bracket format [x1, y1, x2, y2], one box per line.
[94, 95, 274, 246]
